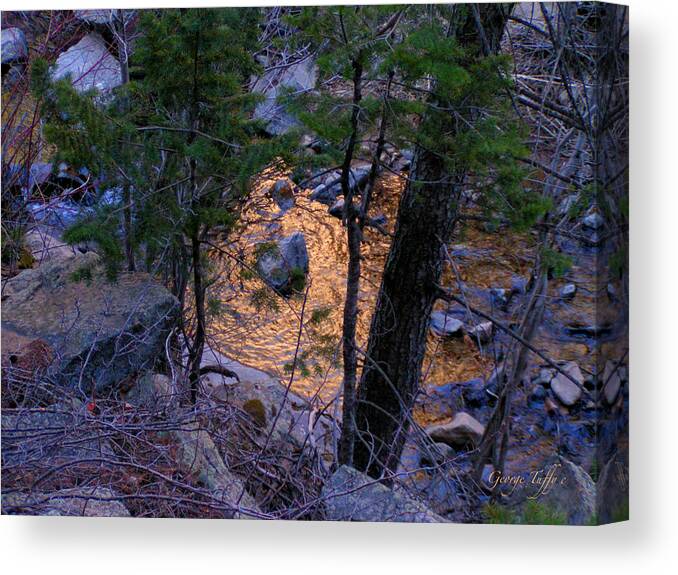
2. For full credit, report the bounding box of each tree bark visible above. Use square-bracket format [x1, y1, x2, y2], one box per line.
[352, 4, 512, 478]
[338, 57, 364, 466]
[188, 229, 206, 403]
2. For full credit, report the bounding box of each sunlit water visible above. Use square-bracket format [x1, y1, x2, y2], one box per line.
[208, 168, 604, 425]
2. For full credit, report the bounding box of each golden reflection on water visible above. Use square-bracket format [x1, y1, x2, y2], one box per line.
[209, 168, 597, 412]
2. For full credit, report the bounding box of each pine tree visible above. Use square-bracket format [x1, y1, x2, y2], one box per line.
[32, 7, 288, 402]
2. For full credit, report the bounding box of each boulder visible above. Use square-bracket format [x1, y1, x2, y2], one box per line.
[199, 347, 335, 461]
[52, 33, 121, 93]
[23, 228, 77, 265]
[309, 183, 338, 205]
[328, 198, 345, 219]
[2, 487, 129, 517]
[429, 311, 463, 338]
[256, 231, 309, 295]
[1, 398, 115, 467]
[322, 465, 444, 523]
[426, 412, 485, 450]
[74, 9, 114, 25]
[550, 362, 583, 406]
[524, 456, 596, 525]
[1, 27, 27, 65]
[252, 57, 318, 135]
[510, 275, 531, 295]
[560, 283, 577, 299]
[601, 360, 623, 405]
[269, 178, 295, 212]
[168, 426, 259, 518]
[1, 252, 180, 394]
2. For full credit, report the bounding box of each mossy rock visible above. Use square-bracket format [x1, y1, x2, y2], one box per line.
[243, 398, 267, 428]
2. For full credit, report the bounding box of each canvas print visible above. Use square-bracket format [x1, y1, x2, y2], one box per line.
[0, 3, 628, 524]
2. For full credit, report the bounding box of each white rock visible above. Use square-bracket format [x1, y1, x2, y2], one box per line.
[466, 321, 494, 344]
[426, 412, 485, 449]
[550, 361, 584, 406]
[252, 58, 318, 135]
[429, 311, 464, 337]
[560, 283, 577, 299]
[52, 33, 121, 93]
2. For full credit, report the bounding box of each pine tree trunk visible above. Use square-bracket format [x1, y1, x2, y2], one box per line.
[338, 57, 364, 466]
[352, 151, 463, 476]
[188, 230, 206, 404]
[352, 4, 512, 478]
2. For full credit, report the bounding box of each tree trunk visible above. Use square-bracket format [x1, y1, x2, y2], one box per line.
[188, 229, 206, 403]
[352, 151, 463, 476]
[115, 9, 135, 272]
[352, 4, 512, 478]
[338, 57, 364, 466]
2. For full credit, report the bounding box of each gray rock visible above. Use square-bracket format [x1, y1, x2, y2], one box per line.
[328, 198, 345, 219]
[1, 252, 180, 394]
[252, 58, 318, 135]
[429, 311, 463, 338]
[322, 465, 444, 523]
[256, 232, 309, 295]
[466, 321, 493, 344]
[52, 33, 121, 93]
[550, 362, 584, 406]
[2, 487, 130, 517]
[582, 211, 604, 230]
[309, 183, 338, 205]
[535, 368, 555, 386]
[426, 412, 485, 450]
[23, 228, 76, 265]
[199, 346, 335, 461]
[1, 399, 115, 467]
[167, 426, 259, 518]
[74, 9, 114, 24]
[526, 456, 596, 525]
[269, 178, 295, 212]
[560, 283, 577, 299]
[1, 27, 27, 65]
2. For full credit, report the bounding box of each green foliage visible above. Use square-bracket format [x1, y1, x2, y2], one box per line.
[288, 266, 307, 293]
[249, 286, 280, 313]
[483, 502, 518, 524]
[483, 500, 568, 525]
[541, 247, 573, 279]
[62, 211, 124, 280]
[520, 500, 568, 525]
[309, 306, 333, 325]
